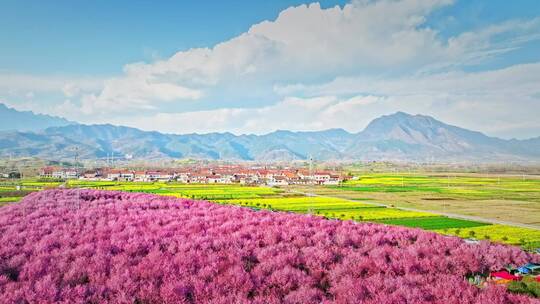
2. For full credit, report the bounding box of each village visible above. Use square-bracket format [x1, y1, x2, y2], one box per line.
[37, 165, 347, 186]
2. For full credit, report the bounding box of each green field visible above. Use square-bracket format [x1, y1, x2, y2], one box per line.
[0, 181, 39, 206]
[376, 216, 490, 230]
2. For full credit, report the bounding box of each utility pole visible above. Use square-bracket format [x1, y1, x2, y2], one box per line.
[309, 155, 313, 185]
[73, 146, 79, 169]
[74, 146, 81, 208]
[309, 155, 314, 215]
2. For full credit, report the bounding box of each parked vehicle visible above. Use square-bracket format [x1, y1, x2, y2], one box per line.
[517, 263, 540, 275]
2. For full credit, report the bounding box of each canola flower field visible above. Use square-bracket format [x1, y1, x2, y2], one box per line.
[437, 225, 540, 247]
[333, 173, 540, 202]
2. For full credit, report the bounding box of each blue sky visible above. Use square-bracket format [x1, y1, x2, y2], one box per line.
[1, 0, 540, 138]
[0, 0, 347, 75]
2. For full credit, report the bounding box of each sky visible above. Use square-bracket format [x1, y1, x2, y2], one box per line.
[1, 0, 540, 139]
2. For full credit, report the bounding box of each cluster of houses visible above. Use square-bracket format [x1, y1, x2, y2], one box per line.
[39, 165, 347, 186]
[39, 167, 79, 179]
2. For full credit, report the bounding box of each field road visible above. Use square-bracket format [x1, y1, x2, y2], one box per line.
[284, 188, 540, 231]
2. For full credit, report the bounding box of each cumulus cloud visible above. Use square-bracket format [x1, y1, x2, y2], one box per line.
[0, 73, 103, 117]
[4, 0, 540, 138]
[276, 62, 540, 97]
[80, 0, 536, 113]
[109, 62, 540, 138]
[78, 76, 202, 115]
[107, 95, 408, 135]
[62, 84, 81, 98]
[0, 73, 103, 95]
[78, 0, 540, 115]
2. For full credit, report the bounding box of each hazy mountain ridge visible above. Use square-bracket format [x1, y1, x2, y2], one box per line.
[1, 107, 539, 162]
[0, 103, 75, 132]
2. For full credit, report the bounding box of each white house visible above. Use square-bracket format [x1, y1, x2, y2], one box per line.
[134, 171, 147, 182]
[175, 172, 191, 183]
[146, 171, 172, 181]
[119, 172, 134, 181]
[267, 175, 289, 186]
[50, 168, 79, 179]
[106, 170, 122, 180]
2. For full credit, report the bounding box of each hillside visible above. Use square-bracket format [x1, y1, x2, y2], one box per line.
[1, 111, 540, 161]
[0, 103, 75, 132]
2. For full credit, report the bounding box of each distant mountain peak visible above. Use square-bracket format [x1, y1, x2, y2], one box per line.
[364, 111, 443, 132]
[378, 111, 436, 121]
[391, 111, 412, 117]
[0, 102, 75, 132]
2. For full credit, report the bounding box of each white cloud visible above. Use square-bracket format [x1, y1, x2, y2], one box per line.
[109, 62, 540, 139]
[110, 95, 396, 135]
[78, 76, 202, 115]
[3, 0, 540, 138]
[78, 0, 540, 116]
[276, 62, 540, 98]
[62, 84, 81, 98]
[0, 73, 103, 94]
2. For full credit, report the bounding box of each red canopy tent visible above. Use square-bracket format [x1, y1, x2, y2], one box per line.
[490, 271, 521, 281]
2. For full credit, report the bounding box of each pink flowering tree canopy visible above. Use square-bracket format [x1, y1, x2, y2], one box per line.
[0, 190, 538, 303]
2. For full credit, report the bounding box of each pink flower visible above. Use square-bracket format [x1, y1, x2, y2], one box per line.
[0, 189, 537, 303]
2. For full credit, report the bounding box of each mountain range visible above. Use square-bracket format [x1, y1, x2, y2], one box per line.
[1, 103, 539, 162]
[0, 103, 74, 132]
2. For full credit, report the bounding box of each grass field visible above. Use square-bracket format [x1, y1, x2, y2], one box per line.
[376, 216, 490, 230]
[0, 181, 38, 206]
[0, 196, 23, 202]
